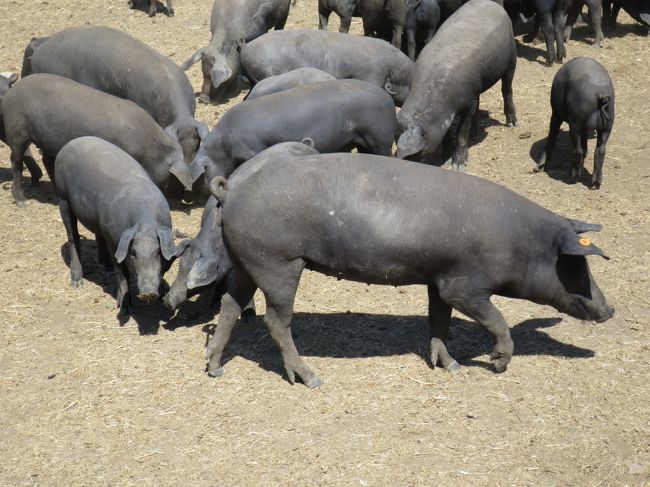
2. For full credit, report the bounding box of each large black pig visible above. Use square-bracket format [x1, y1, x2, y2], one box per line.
[202, 152, 614, 387]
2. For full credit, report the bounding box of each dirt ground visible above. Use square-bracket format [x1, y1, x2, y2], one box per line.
[0, 1, 649, 485]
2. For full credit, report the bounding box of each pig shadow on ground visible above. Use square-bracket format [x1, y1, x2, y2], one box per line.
[514, 41, 551, 66]
[204, 311, 594, 381]
[129, 0, 172, 17]
[0, 167, 57, 206]
[530, 133, 597, 188]
[59, 239, 173, 335]
[605, 22, 650, 39]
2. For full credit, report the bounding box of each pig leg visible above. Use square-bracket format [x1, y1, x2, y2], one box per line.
[586, 0, 604, 47]
[113, 262, 132, 318]
[427, 286, 460, 371]
[451, 98, 478, 172]
[58, 198, 84, 287]
[318, 6, 331, 30]
[42, 154, 55, 185]
[338, 6, 355, 33]
[148, 0, 156, 16]
[206, 265, 257, 377]
[564, 0, 581, 42]
[166, 0, 174, 16]
[96, 235, 114, 273]
[501, 61, 518, 127]
[569, 128, 585, 179]
[23, 149, 42, 185]
[391, 25, 404, 50]
[453, 296, 514, 373]
[591, 129, 609, 189]
[259, 260, 321, 387]
[539, 13, 556, 66]
[9, 146, 27, 208]
[553, 8, 567, 62]
[535, 113, 562, 172]
[406, 28, 417, 61]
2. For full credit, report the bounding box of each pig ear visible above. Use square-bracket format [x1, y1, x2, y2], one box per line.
[157, 226, 177, 261]
[115, 226, 137, 263]
[197, 122, 209, 141]
[168, 160, 194, 191]
[396, 126, 425, 159]
[558, 231, 610, 260]
[175, 239, 192, 257]
[187, 256, 220, 289]
[565, 218, 602, 234]
[0, 72, 18, 85]
[180, 48, 205, 70]
[189, 157, 205, 183]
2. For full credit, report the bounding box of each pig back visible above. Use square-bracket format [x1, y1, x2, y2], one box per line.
[29, 26, 195, 128]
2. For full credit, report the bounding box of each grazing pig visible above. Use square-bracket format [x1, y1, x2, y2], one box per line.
[245, 68, 336, 100]
[240, 29, 414, 106]
[128, 0, 174, 16]
[565, 0, 605, 47]
[534, 57, 614, 189]
[1, 74, 194, 207]
[405, 0, 442, 60]
[0, 72, 42, 186]
[193, 79, 398, 183]
[181, 0, 291, 103]
[55, 137, 177, 317]
[204, 152, 614, 386]
[318, 0, 359, 32]
[164, 142, 318, 311]
[21, 26, 208, 164]
[397, 0, 517, 171]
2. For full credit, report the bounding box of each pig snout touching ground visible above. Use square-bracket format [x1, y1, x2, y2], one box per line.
[397, 0, 517, 171]
[164, 142, 318, 314]
[535, 57, 615, 189]
[54, 137, 177, 318]
[202, 151, 613, 387]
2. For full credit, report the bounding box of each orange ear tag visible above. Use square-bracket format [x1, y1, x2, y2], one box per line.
[579, 238, 591, 247]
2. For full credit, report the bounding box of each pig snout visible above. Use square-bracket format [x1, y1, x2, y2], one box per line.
[162, 283, 187, 310]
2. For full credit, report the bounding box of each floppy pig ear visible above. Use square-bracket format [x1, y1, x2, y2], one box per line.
[558, 230, 610, 260]
[157, 226, 177, 261]
[187, 257, 219, 289]
[176, 239, 192, 258]
[115, 226, 137, 263]
[168, 160, 194, 191]
[197, 121, 209, 141]
[396, 127, 425, 159]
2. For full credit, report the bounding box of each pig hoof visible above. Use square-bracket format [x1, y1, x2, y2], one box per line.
[445, 360, 461, 372]
[197, 93, 210, 104]
[532, 164, 544, 173]
[15, 199, 27, 209]
[207, 365, 224, 378]
[71, 278, 84, 288]
[304, 375, 322, 388]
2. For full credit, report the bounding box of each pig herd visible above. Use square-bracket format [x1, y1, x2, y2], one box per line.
[4, 0, 643, 387]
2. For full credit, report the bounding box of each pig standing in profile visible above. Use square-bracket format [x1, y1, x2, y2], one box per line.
[55, 137, 177, 318]
[535, 57, 614, 189]
[202, 150, 614, 387]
